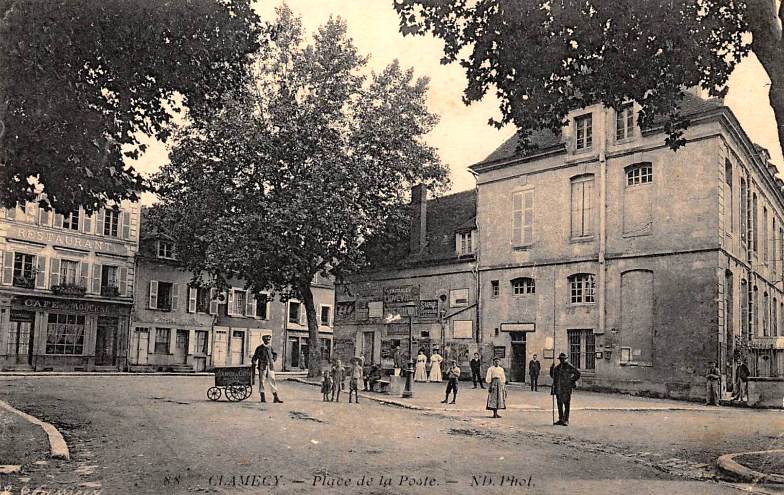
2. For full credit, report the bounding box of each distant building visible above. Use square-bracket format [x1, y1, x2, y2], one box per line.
[334, 186, 479, 372]
[0, 201, 140, 371]
[471, 93, 784, 399]
[129, 211, 335, 371]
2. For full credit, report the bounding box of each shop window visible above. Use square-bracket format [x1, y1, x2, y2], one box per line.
[289, 301, 302, 324]
[154, 328, 170, 354]
[575, 113, 592, 150]
[13, 253, 36, 288]
[491, 280, 499, 298]
[568, 329, 595, 370]
[195, 331, 208, 354]
[320, 305, 332, 326]
[511, 277, 535, 295]
[103, 209, 119, 237]
[46, 313, 85, 355]
[568, 274, 595, 304]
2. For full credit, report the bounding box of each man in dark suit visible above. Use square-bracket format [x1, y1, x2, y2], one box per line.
[470, 353, 484, 389]
[528, 354, 541, 391]
[550, 352, 580, 426]
[251, 335, 283, 403]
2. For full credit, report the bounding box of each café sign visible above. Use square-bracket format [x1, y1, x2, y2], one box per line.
[10, 226, 127, 256]
[18, 297, 119, 315]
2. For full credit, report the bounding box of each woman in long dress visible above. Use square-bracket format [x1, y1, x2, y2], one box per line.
[428, 351, 443, 382]
[414, 350, 428, 382]
[485, 357, 507, 418]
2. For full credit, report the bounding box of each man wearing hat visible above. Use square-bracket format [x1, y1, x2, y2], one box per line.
[251, 335, 284, 403]
[550, 352, 581, 426]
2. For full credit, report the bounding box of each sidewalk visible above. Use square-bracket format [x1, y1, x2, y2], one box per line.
[0, 407, 50, 466]
[718, 450, 784, 484]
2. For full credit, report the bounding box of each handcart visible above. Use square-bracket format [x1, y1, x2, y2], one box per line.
[207, 366, 255, 402]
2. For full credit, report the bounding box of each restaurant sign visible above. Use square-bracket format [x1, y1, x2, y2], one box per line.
[10, 226, 127, 256]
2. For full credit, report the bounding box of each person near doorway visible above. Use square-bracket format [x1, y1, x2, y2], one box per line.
[392, 346, 402, 376]
[705, 361, 721, 406]
[550, 352, 580, 426]
[348, 357, 363, 404]
[251, 335, 283, 404]
[414, 350, 428, 382]
[330, 358, 345, 402]
[528, 354, 541, 391]
[428, 350, 443, 382]
[441, 360, 461, 404]
[470, 353, 484, 389]
[732, 360, 750, 402]
[485, 358, 507, 418]
[321, 369, 333, 402]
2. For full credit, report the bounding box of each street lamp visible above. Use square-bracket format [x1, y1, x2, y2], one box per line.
[402, 301, 418, 398]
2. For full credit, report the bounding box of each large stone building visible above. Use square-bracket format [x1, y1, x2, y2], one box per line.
[334, 187, 480, 372]
[0, 201, 140, 371]
[472, 92, 784, 399]
[130, 212, 335, 371]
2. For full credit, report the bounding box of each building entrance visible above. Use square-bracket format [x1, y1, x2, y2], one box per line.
[8, 311, 34, 366]
[510, 332, 526, 382]
[95, 316, 118, 366]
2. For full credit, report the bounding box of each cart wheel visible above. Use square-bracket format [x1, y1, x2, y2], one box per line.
[207, 387, 222, 401]
[242, 385, 252, 400]
[227, 385, 244, 402]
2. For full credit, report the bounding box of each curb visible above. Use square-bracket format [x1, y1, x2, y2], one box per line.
[0, 400, 69, 460]
[717, 450, 784, 484]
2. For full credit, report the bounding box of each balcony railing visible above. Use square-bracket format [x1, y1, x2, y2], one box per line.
[51, 283, 87, 296]
[100, 285, 121, 298]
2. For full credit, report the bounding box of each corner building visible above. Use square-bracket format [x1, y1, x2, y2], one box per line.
[0, 201, 139, 371]
[472, 93, 783, 399]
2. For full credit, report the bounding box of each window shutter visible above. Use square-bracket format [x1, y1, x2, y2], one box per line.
[5, 207, 15, 221]
[118, 267, 127, 296]
[209, 288, 218, 315]
[523, 190, 534, 244]
[149, 280, 158, 309]
[171, 284, 181, 311]
[39, 208, 50, 227]
[188, 288, 197, 313]
[251, 295, 259, 319]
[227, 290, 236, 316]
[92, 263, 101, 294]
[246, 290, 254, 317]
[82, 213, 92, 234]
[54, 213, 64, 229]
[97, 209, 105, 236]
[49, 258, 61, 287]
[512, 192, 522, 244]
[300, 304, 307, 326]
[122, 211, 131, 240]
[470, 231, 477, 253]
[1, 251, 12, 285]
[35, 256, 47, 289]
[80, 262, 89, 290]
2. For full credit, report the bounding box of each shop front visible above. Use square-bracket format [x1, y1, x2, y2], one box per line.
[0, 295, 130, 371]
[284, 330, 333, 370]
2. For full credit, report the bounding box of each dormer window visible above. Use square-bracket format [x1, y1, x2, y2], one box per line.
[616, 104, 634, 141]
[575, 114, 593, 151]
[157, 240, 175, 260]
[456, 230, 476, 256]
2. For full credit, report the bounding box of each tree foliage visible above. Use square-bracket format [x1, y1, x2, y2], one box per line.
[153, 7, 449, 376]
[394, 0, 775, 152]
[0, 0, 265, 214]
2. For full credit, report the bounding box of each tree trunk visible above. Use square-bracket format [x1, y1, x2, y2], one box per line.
[300, 282, 321, 378]
[746, 0, 784, 159]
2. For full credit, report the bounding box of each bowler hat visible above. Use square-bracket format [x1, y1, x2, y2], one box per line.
[558, 352, 567, 359]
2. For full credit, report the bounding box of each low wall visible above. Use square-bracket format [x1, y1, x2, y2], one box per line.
[748, 377, 784, 408]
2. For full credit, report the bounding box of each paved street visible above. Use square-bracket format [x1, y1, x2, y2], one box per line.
[0, 375, 781, 494]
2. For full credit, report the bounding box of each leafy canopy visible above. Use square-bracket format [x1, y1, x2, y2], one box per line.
[0, 0, 265, 214]
[395, 0, 750, 150]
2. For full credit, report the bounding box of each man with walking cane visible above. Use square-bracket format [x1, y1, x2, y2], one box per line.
[550, 352, 580, 426]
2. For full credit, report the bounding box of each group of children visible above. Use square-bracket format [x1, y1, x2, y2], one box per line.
[321, 357, 364, 403]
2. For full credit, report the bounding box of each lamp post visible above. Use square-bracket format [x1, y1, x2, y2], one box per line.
[402, 301, 417, 398]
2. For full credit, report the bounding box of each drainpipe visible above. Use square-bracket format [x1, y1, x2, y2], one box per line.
[598, 109, 608, 336]
[468, 168, 481, 346]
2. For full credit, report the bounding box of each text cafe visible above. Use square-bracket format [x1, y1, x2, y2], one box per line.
[0, 296, 131, 371]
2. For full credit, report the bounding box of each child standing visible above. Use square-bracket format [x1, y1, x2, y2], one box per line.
[320, 369, 333, 402]
[330, 358, 344, 402]
[348, 357, 363, 404]
[441, 360, 461, 404]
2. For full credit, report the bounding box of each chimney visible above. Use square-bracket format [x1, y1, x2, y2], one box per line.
[409, 184, 427, 255]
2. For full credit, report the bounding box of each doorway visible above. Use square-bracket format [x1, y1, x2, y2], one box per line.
[213, 331, 227, 367]
[288, 336, 309, 369]
[510, 332, 526, 382]
[135, 328, 149, 365]
[175, 330, 189, 364]
[230, 330, 245, 365]
[363, 332, 375, 365]
[8, 311, 34, 366]
[95, 316, 118, 366]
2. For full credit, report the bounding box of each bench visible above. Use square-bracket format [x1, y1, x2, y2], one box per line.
[373, 379, 391, 394]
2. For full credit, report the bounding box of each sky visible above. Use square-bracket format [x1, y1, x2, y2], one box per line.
[131, 1, 784, 201]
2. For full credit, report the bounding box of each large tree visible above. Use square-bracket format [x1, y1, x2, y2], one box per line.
[153, 7, 449, 377]
[0, 0, 265, 214]
[394, 0, 784, 154]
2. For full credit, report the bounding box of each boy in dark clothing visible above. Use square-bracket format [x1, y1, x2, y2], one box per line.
[441, 360, 461, 404]
[470, 353, 484, 389]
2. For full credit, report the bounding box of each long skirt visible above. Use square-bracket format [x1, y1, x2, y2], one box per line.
[486, 378, 507, 410]
[414, 362, 428, 382]
[428, 364, 442, 382]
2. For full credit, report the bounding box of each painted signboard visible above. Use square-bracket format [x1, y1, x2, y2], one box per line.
[383, 285, 420, 304]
